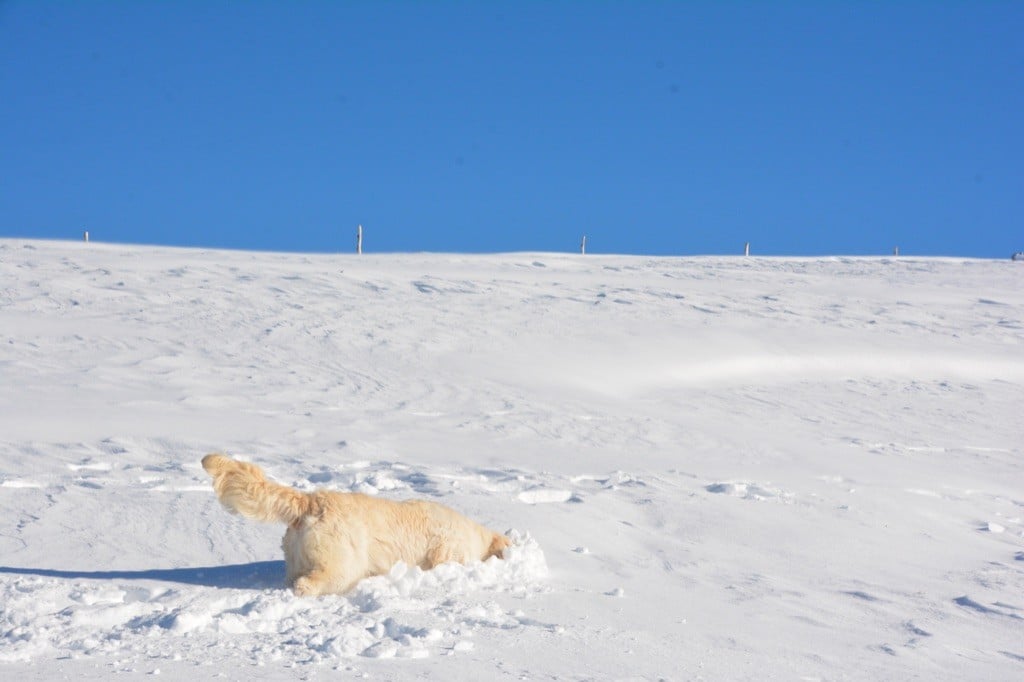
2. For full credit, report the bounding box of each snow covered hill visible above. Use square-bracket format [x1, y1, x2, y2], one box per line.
[1, 239, 1022, 680]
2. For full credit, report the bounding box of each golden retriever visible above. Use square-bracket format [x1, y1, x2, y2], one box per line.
[202, 453, 511, 596]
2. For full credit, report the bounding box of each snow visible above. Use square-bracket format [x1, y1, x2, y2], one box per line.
[1, 239, 1022, 679]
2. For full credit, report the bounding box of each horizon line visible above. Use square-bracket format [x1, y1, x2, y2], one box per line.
[2, 236, 1019, 261]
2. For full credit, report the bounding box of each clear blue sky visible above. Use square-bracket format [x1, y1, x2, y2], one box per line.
[2, 1, 1021, 256]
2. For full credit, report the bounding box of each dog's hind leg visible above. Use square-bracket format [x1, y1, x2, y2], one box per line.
[291, 561, 364, 596]
[292, 569, 331, 597]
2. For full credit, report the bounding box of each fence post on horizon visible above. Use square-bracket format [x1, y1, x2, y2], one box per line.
[356, 225, 363, 255]
[744, 241, 750, 256]
[580, 235, 586, 255]
[83, 231, 89, 243]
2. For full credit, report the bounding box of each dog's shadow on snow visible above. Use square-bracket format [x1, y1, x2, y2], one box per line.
[0, 561, 286, 590]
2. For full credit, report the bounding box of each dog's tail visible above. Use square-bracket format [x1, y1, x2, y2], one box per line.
[202, 453, 313, 525]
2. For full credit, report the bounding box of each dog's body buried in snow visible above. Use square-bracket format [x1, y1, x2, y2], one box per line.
[202, 454, 511, 596]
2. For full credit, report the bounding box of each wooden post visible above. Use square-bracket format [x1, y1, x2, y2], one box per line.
[356, 224, 363, 255]
[83, 230, 89, 243]
[580, 235, 587, 255]
[744, 241, 750, 256]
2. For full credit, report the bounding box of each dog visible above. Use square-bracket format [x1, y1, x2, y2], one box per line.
[201, 453, 511, 596]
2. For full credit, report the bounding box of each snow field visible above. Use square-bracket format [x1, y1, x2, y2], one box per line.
[1, 240, 1022, 679]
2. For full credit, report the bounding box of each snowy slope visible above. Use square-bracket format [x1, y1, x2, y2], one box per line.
[1, 239, 1022, 680]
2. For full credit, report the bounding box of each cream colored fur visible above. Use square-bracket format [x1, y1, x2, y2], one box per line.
[202, 453, 511, 596]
